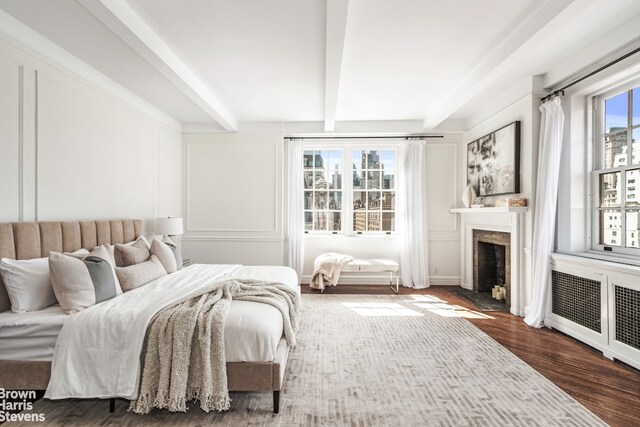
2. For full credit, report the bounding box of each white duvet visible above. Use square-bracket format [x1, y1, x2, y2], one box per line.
[45, 264, 298, 400]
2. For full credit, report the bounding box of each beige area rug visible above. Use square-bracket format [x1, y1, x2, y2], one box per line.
[15, 294, 605, 426]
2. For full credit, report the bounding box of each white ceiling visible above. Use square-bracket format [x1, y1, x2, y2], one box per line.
[1, 0, 639, 132]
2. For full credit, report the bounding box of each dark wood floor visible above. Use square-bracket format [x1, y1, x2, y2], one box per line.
[302, 285, 640, 427]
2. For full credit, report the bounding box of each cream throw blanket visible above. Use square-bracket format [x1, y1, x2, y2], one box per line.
[129, 279, 301, 414]
[309, 252, 353, 291]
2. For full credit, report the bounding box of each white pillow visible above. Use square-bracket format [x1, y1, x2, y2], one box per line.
[0, 249, 89, 313]
[0, 257, 55, 313]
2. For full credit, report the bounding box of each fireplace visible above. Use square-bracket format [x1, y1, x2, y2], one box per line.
[473, 230, 510, 309]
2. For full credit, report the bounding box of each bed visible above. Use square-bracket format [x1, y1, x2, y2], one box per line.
[0, 219, 298, 413]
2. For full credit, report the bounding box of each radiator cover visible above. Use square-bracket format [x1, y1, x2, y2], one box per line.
[615, 285, 640, 350]
[551, 270, 601, 333]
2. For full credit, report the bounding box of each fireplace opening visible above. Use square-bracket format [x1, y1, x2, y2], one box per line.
[473, 230, 510, 309]
[477, 242, 506, 292]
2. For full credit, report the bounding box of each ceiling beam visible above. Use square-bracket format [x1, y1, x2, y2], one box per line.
[422, 0, 573, 130]
[324, 0, 349, 132]
[78, 0, 237, 131]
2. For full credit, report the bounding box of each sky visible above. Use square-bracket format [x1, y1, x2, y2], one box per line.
[606, 88, 639, 132]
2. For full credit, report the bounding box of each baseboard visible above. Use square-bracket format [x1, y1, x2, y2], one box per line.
[300, 274, 461, 286]
[429, 276, 461, 286]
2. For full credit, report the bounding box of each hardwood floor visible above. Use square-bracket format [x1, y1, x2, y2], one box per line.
[302, 285, 640, 427]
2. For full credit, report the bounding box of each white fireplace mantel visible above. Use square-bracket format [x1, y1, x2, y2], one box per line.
[449, 207, 528, 214]
[450, 206, 529, 317]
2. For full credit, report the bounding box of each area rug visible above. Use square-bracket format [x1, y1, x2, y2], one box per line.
[14, 294, 605, 426]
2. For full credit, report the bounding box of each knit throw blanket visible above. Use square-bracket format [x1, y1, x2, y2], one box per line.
[129, 279, 301, 415]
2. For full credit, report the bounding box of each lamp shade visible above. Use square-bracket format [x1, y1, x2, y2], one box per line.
[155, 217, 184, 236]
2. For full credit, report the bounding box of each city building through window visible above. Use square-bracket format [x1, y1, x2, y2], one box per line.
[304, 148, 397, 233]
[596, 83, 640, 253]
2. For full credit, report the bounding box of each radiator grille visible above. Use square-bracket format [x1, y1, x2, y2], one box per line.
[551, 271, 601, 333]
[615, 285, 640, 350]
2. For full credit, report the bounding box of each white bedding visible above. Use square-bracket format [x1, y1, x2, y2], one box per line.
[42, 264, 299, 400]
[0, 305, 67, 361]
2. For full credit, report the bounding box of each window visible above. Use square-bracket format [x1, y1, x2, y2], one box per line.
[304, 147, 397, 234]
[594, 83, 640, 253]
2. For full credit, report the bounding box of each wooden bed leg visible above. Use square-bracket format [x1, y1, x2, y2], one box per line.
[109, 398, 115, 413]
[273, 390, 280, 414]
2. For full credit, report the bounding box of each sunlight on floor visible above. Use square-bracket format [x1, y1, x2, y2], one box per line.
[341, 302, 423, 317]
[405, 295, 495, 320]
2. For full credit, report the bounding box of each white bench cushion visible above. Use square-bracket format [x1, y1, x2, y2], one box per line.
[344, 259, 399, 272]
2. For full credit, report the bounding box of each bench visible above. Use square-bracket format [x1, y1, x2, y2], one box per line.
[341, 259, 400, 293]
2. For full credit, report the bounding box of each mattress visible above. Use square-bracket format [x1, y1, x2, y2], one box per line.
[0, 264, 299, 363]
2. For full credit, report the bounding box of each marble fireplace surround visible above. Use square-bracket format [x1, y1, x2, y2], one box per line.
[450, 207, 528, 317]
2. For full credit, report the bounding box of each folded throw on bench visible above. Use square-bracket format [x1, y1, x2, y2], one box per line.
[310, 253, 353, 291]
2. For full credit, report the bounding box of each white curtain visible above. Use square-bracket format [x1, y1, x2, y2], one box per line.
[399, 139, 429, 289]
[525, 97, 565, 328]
[286, 139, 305, 284]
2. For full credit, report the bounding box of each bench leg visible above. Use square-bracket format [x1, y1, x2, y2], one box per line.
[390, 271, 399, 294]
[273, 390, 280, 414]
[109, 398, 115, 413]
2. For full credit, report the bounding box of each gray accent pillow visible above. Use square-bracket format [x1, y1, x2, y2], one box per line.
[116, 255, 167, 292]
[49, 246, 122, 314]
[114, 237, 150, 267]
[150, 239, 178, 274]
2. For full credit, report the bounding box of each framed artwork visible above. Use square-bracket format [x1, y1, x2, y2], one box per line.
[467, 121, 520, 197]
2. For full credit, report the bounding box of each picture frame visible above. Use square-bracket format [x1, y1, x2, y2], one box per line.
[466, 121, 520, 197]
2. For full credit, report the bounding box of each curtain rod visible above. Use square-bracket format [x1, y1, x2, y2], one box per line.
[541, 45, 640, 103]
[284, 135, 443, 140]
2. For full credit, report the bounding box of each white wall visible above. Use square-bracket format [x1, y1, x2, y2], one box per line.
[182, 131, 461, 285]
[0, 35, 181, 228]
[461, 94, 541, 311]
[181, 132, 284, 265]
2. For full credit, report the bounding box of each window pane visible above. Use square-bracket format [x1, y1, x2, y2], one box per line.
[382, 192, 395, 210]
[313, 212, 326, 231]
[353, 168, 364, 189]
[382, 212, 395, 231]
[634, 87, 640, 126]
[633, 128, 640, 166]
[605, 91, 628, 133]
[626, 169, 640, 206]
[604, 131, 627, 168]
[626, 211, 640, 248]
[304, 212, 313, 231]
[328, 212, 341, 231]
[600, 172, 621, 207]
[303, 151, 314, 168]
[367, 151, 381, 169]
[368, 191, 381, 210]
[314, 171, 328, 189]
[353, 191, 365, 210]
[328, 191, 341, 210]
[304, 171, 314, 189]
[367, 212, 381, 231]
[327, 150, 342, 190]
[383, 169, 395, 189]
[367, 171, 381, 189]
[379, 150, 396, 171]
[314, 151, 326, 169]
[315, 191, 327, 209]
[304, 191, 313, 210]
[353, 210, 366, 232]
[601, 209, 621, 246]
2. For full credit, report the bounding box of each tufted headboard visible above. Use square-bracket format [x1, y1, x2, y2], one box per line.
[0, 219, 143, 312]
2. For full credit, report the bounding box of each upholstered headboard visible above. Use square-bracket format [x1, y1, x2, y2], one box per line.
[0, 219, 143, 312]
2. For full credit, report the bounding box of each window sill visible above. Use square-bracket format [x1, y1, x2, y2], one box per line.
[553, 250, 640, 271]
[304, 233, 399, 240]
